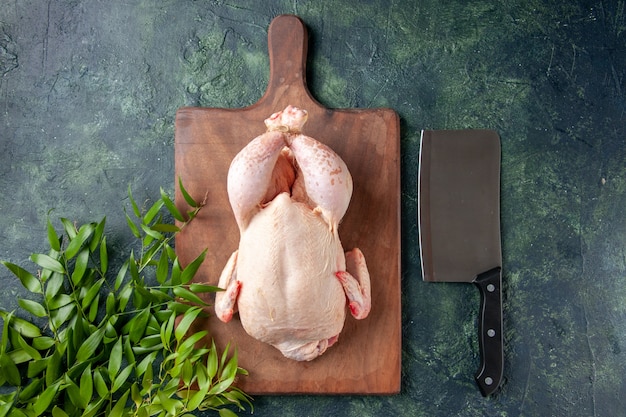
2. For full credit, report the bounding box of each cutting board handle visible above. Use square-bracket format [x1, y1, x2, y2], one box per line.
[261, 15, 317, 109]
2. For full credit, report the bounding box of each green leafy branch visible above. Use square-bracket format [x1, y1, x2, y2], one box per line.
[0, 180, 252, 417]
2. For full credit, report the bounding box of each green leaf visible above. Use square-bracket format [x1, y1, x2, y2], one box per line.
[186, 387, 208, 411]
[89, 217, 106, 253]
[0, 403, 11, 417]
[137, 244, 158, 270]
[129, 251, 139, 282]
[70, 248, 89, 285]
[81, 398, 105, 417]
[109, 388, 129, 417]
[0, 353, 21, 385]
[50, 303, 75, 330]
[173, 286, 206, 306]
[125, 212, 141, 239]
[45, 349, 62, 386]
[31, 336, 55, 350]
[46, 217, 61, 252]
[127, 307, 150, 343]
[220, 349, 239, 382]
[18, 299, 46, 318]
[135, 351, 157, 378]
[160, 187, 185, 222]
[131, 383, 142, 408]
[88, 295, 99, 322]
[65, 223, 95, 260]
[47, 294, 72, 310]
[93, 367, 109, 398]
[218, 408, 240, 417]
[16, 331, 41, 360]
[75, 327, 104, 362]
[65, 377, 84, 409]
[180, 249, 207, 285]
[114, 260, 129, 291]
[150, 223, 180, 233]
[140, 223, 163, 240]
[111, 364, 133, 394]
[220, 342, 231, 368]
[30, 254, 65, 274]
[8, 348, 31, 365]
[33, 380, 60, 416]
[208, 374, 237, 397]
[138, 334, 162, 348]
[179, 178, 201, 208]
[27, 358, 48, 378]
[165, 244, 176, 261]
[1, 261, 42, 294]
[0, 310, 11, 354]
[123, 331, 135, 365]
[44, 272, 64, 301]
[176, 331, 208, 365]
[222, 388, 253, 410]
[161, 310, 176, 350]
[142, 199, 164, 226]
[144, 319, 161, 337]
[18, 376, 43, 402]
[206, 340, 218, 381]
[189, 283, 222, 293]
[132, 289, 151, 317]
[117, 284, 132, 313]
[99, 235, 108, 275]
[141, 232, 155, 249]
[67, 325, 79, 364]
[52, 406, 69, 417]
[128, 184, 141, 218]
[104, 318, 118, 341]
[108, 336, 122, 379]
[60, 218, 77, 239]
[81, 278, 104, 310]
[141, 358, 153, 392]
[155, 254, 169, 285]
[6, 315, 42, 338]
[181, 359, 194, 385]
[79, 364, 93, 406]
[105, 293, 116, 317]
[167, 300, 197, 314]
[195, 362, 208, 390]
[170, 258, 182, 286]
[175, 307, 202, 342]
[157, 390, 182, 416]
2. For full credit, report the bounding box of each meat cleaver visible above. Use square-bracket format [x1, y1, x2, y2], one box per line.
[418, 129, 503, 396]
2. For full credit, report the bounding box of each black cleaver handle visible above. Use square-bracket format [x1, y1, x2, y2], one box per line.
[473, 267, 503, 396]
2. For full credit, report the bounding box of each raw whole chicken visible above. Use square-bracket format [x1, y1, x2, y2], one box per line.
[215, 105, 371, 361]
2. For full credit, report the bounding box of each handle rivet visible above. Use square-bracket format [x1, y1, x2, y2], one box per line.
[487, 329, 496, 337]
[487, 284, 495, 292]
[485, 377, 493, 386]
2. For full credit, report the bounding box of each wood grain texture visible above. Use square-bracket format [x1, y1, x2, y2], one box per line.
[174, 14, 400, 395]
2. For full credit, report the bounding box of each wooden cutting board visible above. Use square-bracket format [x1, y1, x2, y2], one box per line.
[174, 14, 400, 395]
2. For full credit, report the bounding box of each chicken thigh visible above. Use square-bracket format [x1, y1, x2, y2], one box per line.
[215, 105, 371, 361]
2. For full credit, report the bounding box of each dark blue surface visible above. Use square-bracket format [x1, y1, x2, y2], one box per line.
[1, 1, 625, 415]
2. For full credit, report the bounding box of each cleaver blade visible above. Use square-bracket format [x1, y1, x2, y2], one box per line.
[418, 129, 503, 396]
